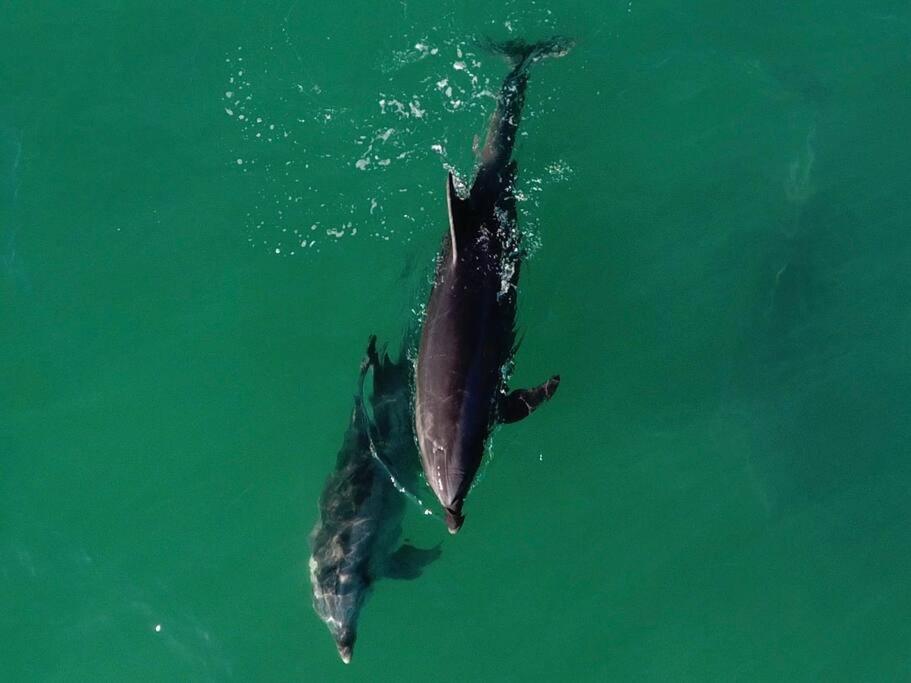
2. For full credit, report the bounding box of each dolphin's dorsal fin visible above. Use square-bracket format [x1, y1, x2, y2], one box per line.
[446, 172, 470, 266]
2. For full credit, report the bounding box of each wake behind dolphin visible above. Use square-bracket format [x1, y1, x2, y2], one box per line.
[414, 37, 570, 533]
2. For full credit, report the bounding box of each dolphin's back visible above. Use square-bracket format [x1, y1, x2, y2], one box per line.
[416, 253, 503, 507]
[310, 399, 389, 592]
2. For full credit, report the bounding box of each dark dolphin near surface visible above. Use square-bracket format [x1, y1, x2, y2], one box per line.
[309, 337, 440, 663]
[415, 38, 570, 533]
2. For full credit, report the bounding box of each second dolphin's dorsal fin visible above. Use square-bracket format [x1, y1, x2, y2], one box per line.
[446, 172, 471, 266]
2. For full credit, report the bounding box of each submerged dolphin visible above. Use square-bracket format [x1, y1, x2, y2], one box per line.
[309, 337, 440, 663]
[415, 38, 570, 533]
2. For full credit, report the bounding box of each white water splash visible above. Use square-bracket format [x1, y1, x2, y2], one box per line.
[224, 24, 572, 257]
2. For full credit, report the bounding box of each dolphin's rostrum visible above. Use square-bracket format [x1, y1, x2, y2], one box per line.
[309, 336, 440, 663]
[415, 38, 570, 533]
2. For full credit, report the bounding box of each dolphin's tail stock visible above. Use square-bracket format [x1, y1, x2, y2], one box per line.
[471, 36, 574, 199]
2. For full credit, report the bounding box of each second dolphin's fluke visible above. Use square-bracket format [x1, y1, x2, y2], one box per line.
[415, 38, 570, 533]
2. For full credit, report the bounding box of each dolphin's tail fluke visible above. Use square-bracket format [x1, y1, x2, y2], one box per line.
[471, 36, 573, 200]
[483, 36, 574, 74]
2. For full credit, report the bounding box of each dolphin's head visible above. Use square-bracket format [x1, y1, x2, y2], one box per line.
[420, 434, 479, 535]
[444, 501, 465, 534]
[335, 628, 356, 664]
[309, 552, 369, 665]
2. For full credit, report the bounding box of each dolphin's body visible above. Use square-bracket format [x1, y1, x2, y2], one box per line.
[414, 39, 569, 533]
[309, 337, 439, 663]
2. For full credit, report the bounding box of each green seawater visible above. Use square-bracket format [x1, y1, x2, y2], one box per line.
[2, 1, 910, 680]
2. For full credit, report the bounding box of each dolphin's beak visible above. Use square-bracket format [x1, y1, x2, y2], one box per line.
[445, 507, 464, 534]
[337, 644, 352, 664]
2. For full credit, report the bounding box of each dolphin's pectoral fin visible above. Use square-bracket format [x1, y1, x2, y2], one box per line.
[497, 375, 561, 424]
[383, 543, 442, 580]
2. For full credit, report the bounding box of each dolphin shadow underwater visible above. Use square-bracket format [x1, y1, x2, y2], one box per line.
[415, 37, 571, 533]
[309, 336, 440, 664]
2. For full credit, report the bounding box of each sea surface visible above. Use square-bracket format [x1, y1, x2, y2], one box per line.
[2, 1, 910, 681]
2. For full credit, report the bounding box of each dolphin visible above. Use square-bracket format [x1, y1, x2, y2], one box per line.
[414, 38, 570, 533]
[309, 336, 440, 663]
